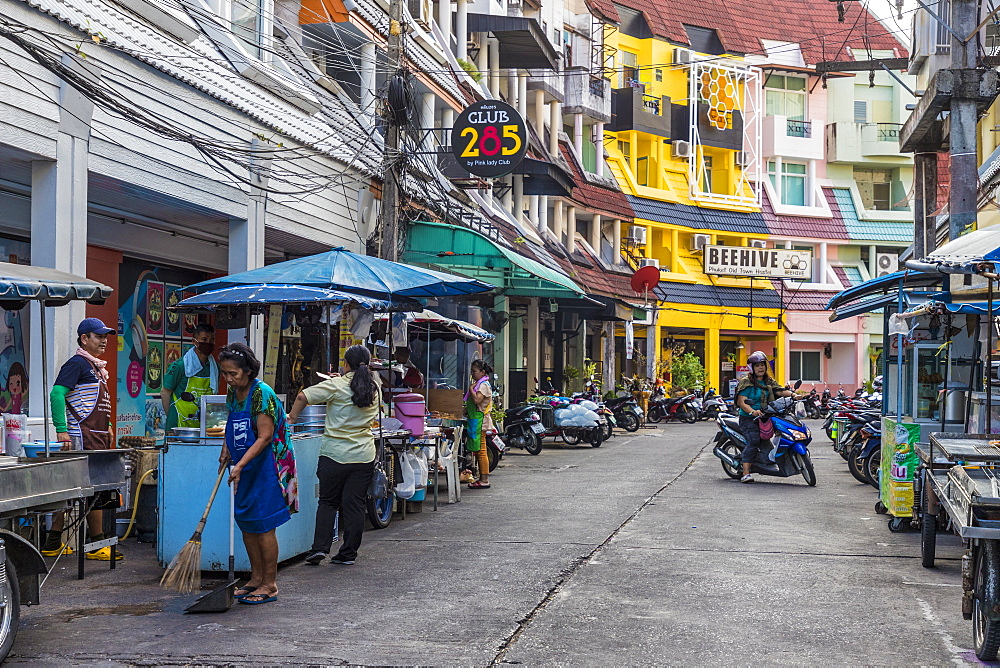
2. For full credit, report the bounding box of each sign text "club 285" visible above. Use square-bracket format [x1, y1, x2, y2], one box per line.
[451, 100, 527, 179]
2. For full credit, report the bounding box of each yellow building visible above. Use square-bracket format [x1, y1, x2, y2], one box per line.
[599, 6, 783, 393]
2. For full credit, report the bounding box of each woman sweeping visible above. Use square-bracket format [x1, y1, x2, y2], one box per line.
[217, 342, 298, 605]
[465, 360, 495, 489]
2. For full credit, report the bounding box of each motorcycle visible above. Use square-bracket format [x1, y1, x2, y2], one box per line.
[847, 419, 881, 488]
[604, 395, 643, 432]
[712, 382, 816, 485]
[700, 388, 727, 420]
[803, 387, 822, 419]
[647, 393, 698, 424]
[502, 403, 545, 455]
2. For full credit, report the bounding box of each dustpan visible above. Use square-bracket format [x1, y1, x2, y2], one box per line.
[186, 483, 237, 613]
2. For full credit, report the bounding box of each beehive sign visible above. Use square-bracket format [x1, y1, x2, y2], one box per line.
[451, 100, 527, 178]
[704, 244, 812, 279]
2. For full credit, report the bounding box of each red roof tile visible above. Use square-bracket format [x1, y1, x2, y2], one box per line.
[609, 0, 906, 64]
[559, 142, 635, 220]
[763, 188, 849, 239]
[782, 288, 836, 310]
[585, 0, 620, 24]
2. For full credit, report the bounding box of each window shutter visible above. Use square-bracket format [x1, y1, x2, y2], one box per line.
[853, 100, 868, 123]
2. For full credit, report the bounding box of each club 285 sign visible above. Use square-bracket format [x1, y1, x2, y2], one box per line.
[704, 244, 812, 279]
[451, 100, 527, 178]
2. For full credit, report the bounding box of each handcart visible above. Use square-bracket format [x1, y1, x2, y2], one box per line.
[917, 432, 1000, 661]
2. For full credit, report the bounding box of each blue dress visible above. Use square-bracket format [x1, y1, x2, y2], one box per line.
[226, 379, 291, 534]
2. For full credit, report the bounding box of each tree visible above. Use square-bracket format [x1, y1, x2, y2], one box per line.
[662, 343, 707, 393]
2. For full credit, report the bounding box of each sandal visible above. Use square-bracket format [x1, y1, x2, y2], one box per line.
[468, 481, 491, 489]
[234, 586, 257, 599]
[239, 592, 278, 605]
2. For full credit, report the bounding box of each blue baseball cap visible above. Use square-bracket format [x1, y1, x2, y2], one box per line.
[77, 318, 115, 336]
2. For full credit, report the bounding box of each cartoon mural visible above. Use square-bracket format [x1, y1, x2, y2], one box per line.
[0, 311, 28, 415]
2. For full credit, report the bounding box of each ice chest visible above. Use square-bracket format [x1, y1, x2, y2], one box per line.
[394, 393, 426, 436]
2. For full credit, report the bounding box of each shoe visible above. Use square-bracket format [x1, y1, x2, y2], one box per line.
[740, 474, 755, 484]
[41, 543, 74, 557]
[85, 546, 123, 561]
[304, 551, 326, 565]
[329, 557, 355, 565]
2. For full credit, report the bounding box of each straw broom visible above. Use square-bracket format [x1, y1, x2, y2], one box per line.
[160, 466, 227, 593]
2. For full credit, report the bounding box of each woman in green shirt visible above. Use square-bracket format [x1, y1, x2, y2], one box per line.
[288, 345, 381, 566]
[734, 351, 793, 484]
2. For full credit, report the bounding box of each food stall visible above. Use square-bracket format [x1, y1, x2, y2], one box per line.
[155, 251, 494, 571]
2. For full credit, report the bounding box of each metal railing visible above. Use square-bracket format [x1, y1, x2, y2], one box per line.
[785, 119, 811, 138]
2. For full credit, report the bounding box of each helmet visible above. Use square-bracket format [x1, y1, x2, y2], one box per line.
[873, 375, 883, 389]
[747, 351, 769, 366]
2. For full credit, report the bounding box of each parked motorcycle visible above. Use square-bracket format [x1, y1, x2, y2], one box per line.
[700, 388, 727, 420]
[605, 395, 643, 432]
[647, 393, 698, 424]
[712, 382, 816, 485]
[502, 404, 545, 455]
[847, 419, 881, 488]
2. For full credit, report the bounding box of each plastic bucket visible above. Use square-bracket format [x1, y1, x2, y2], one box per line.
[393, 393, 426, 436]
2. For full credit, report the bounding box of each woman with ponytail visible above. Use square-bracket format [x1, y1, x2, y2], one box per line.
[465, 359, 495, 489]
[289, 345, 381, 565]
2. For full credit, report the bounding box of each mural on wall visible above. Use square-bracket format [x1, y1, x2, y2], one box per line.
[116, 263, 208, 441]
[0, 239, 32, 415]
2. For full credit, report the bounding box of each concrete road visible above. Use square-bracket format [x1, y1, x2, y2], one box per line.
[8, 421, 974, 665]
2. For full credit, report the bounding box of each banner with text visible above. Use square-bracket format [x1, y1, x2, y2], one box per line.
[704, 245, 812, 279]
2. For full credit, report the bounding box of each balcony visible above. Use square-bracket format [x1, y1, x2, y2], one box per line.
[526, 69, 564, 103]
[826, 121, 908, 164]
[762, 115, 824, 161]
[563, 68, 611, 123]
[608, 87, 671, 138]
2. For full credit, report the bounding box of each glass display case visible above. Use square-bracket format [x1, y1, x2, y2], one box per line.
[913, 343, 947, 422]
[200, 395, 228, 441]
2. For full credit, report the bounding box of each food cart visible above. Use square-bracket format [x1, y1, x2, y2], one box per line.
[0, 262, 124, 660]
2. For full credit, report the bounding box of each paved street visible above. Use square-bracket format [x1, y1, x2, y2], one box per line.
[9, 421, 974, 666]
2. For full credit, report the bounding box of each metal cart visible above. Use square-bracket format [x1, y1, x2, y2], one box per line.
[917, 432, 1000, 661]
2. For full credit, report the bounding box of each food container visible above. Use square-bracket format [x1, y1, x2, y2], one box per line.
[300, 405, 327, 420]
[393, 393, 426, 436]
[171, 427, 201, 443]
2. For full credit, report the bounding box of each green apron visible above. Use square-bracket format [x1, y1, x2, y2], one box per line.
[174, 375, 214, 428]
[464, 394, 483, 452]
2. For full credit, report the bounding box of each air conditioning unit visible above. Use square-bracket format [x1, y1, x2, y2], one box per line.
[691, 233, 711, 251]
[875, 252, 899, 277]
[640, 258, 659, 268]
[672, 140, 692, 159]
[673, 48, 693, 64]
[749, 239, 767, 249]
[627, 226, 647, 245]
[735, 150, 750, 168]
[407, 0, 432, 27]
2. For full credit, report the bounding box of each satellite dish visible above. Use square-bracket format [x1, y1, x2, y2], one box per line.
[630, 265, 660, 295]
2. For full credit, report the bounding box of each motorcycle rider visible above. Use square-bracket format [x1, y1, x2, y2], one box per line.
[734, 351, 794, 484]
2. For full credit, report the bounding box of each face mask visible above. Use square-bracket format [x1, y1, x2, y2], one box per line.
[197, 342, 215, 355]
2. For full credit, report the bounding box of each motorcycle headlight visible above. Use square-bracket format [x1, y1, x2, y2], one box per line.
[787, 428, 810, 441]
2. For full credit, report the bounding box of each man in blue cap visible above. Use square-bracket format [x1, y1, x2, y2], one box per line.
[42, 317, 121, 560]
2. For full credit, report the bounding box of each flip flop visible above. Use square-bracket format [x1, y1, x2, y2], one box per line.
[467, 481, 491, 489]
[238, 593, 278, 605]
[234, 587, 257, 599]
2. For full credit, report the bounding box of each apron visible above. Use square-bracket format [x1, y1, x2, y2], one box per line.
[226, 380, 290, 534]
[174, 375, 213, 428]
[66, 360, 112, 450]
[464, 390, 484, 453]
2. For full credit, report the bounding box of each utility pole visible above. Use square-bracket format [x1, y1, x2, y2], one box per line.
[379, 0, 404, 261]
[948, 0, 979, 241]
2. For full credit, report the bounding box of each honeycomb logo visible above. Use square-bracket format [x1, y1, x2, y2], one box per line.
[699, 69, 737, 130]
[782, 255, 809, 271]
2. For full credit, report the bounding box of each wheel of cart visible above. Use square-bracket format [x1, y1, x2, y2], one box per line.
[367, 439, 395, 529]
[918, 467, 938, 568]
[973, 540, 1000, 661]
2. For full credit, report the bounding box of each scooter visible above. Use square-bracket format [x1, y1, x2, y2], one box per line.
[847, 419, 881, 488]
[605, 395, 643, 432]
[647, 393, 697, 423]
[701, 388, 727, 420]
[712, 382, 816, 485]
[502, 404, 544, 455]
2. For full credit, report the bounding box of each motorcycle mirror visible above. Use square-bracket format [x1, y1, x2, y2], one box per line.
[793, 380, 802, 390]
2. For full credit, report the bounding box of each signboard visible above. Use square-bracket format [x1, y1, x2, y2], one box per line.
[880, 418, 920, 518]
[704, 245, 812, 279]
[451, 100, 527, 178]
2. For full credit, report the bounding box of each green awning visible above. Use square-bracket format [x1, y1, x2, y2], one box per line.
[403, 221, 586, 299]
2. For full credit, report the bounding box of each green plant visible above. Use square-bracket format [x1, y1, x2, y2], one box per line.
[664, 344, 707, 393]
[457, 58, 482, 82]
[563, 365, 581, 393]
[490, 404, 505, 428]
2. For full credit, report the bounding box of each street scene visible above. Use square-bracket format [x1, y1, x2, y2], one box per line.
[1, 0, 1000, 659]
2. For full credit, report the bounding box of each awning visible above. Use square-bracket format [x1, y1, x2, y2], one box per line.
[402, 221, 586, 299]
[374, 310, 494, 342]
[557, 295, 634, 321]
[173, 285, 417, 312]
[904, 228, 1000, 275]
[0, 262, 112, 306]
[830, 293, 906, 322]
[514, 158, 574, 197]
[467, 14, 559, 70]
[825, 270, 942, 310]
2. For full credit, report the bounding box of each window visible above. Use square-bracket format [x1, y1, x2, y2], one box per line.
[790, 351, 822, 381]
[655, 68, 663, 82]
[231, 0, 269, 60]
[701, 155, 713, 193]
[617, 139, 631, 161]
[855, 168, 893, 210]
[764, 74, 806, 121]
[620, 51, 639, 88]
[767, 160, 808, 206]
[637, 156, 649, 186]
[582, 138, 597, 173]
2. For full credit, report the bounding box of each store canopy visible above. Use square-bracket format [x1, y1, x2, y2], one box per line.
[829, 292, 906, 322]
[467, 14, 558, 70]
[557, 295, 634, 321]
[184, 248, 494, 300]
[403, 221, 587, 299]
[375, 310, 494, 342]
[514, 158, 574, 197]
[825, 270, 942, 310]
[904, 228, 1000, 274]
[172, 285, 417, 312]
[0, 262, 112, 306]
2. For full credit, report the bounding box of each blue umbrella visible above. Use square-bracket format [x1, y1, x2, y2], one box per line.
[172, 285, 419, 312]
[184, 248, 494, 299]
